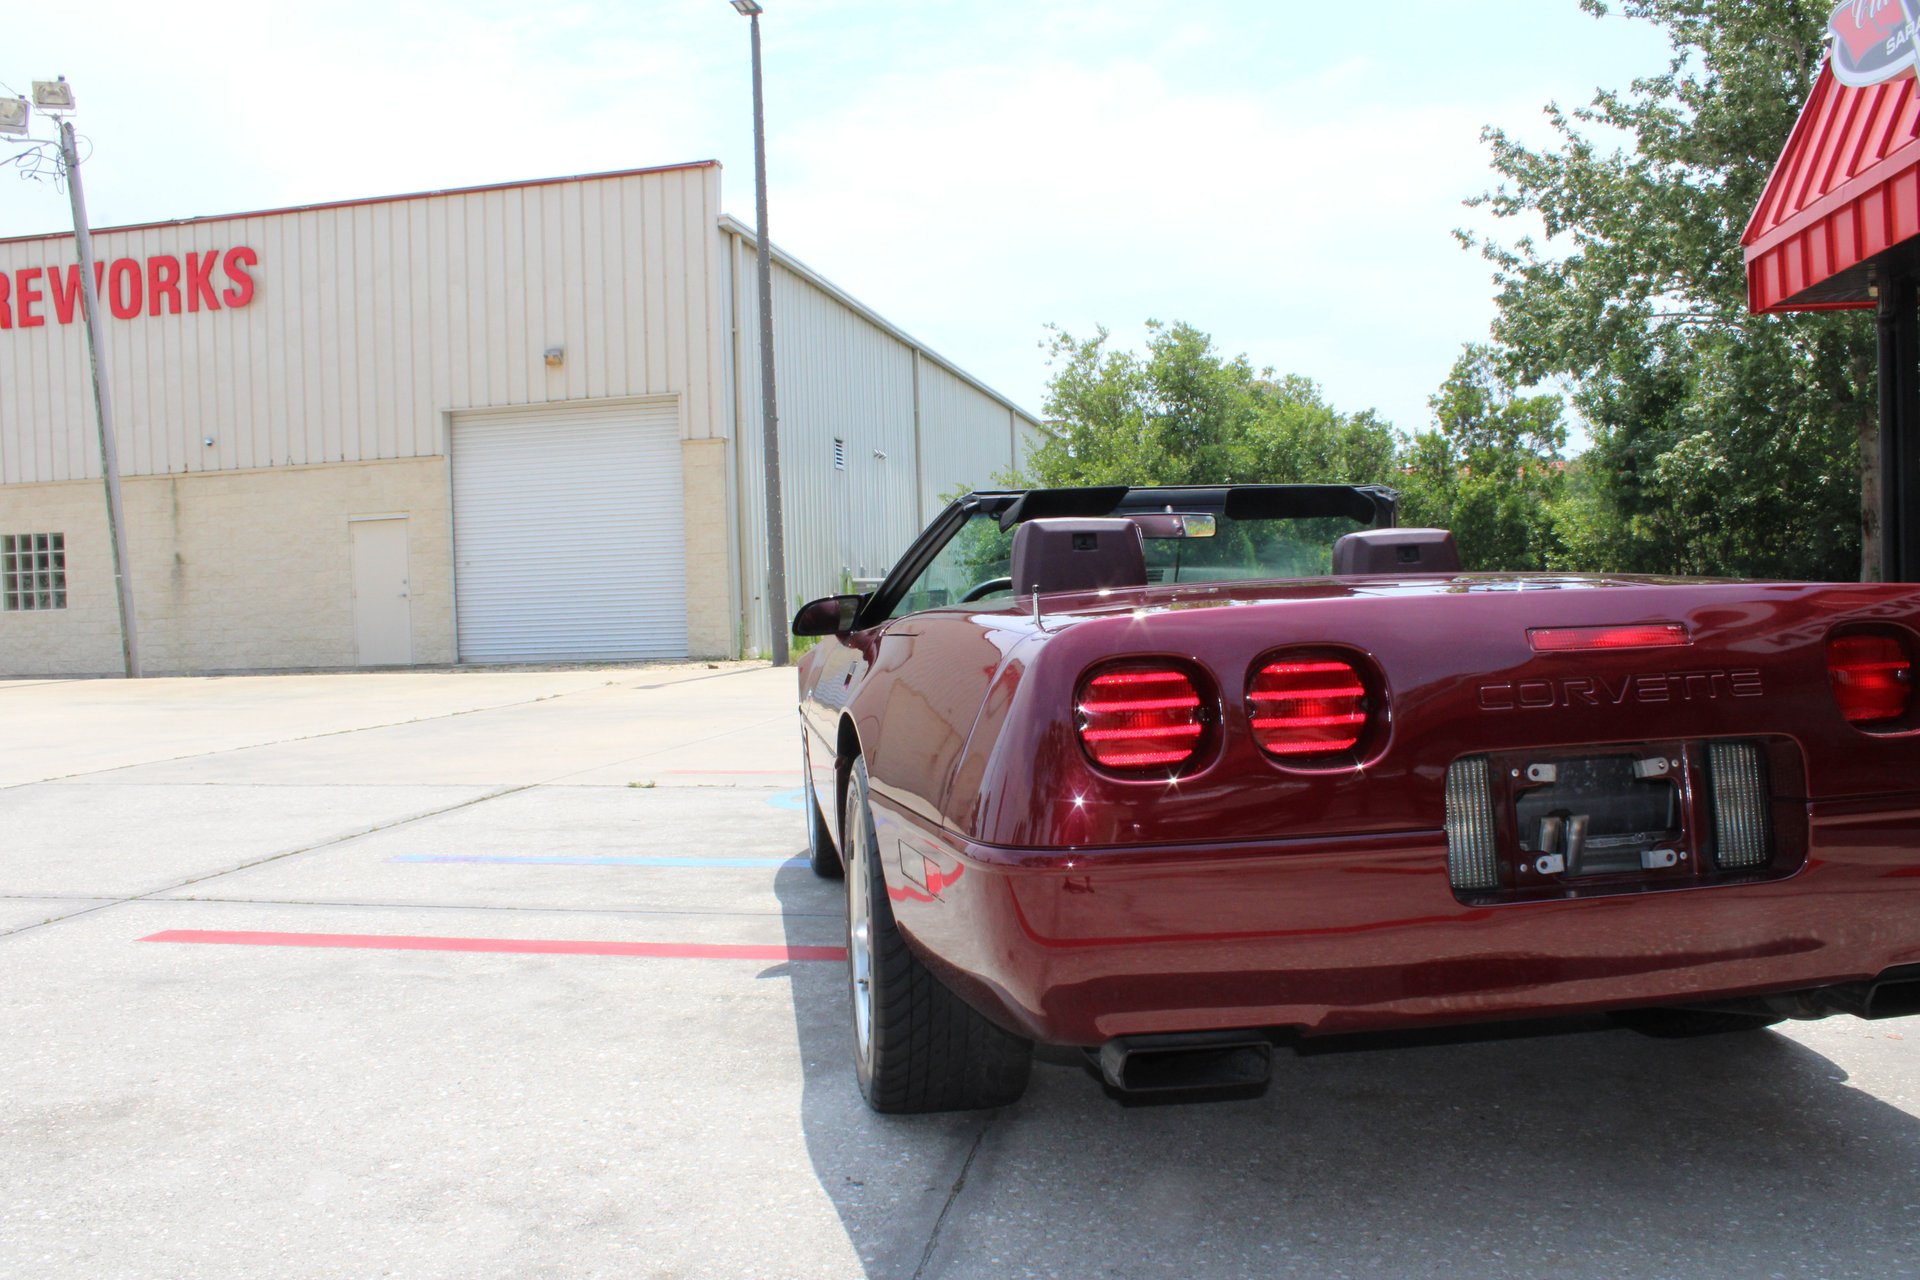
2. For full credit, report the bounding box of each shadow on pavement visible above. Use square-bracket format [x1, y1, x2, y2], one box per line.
[774, 861, 1920, 1279]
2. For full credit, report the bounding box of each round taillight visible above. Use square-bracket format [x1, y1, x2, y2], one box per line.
[1828, 631, 1914, 727]
[1076, 664, 1206, 771]
[1249, 656, 1370, 759]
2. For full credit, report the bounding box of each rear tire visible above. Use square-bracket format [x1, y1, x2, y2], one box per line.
[843, 757, 1030, 1113]
[1612, 1007, 1785, 1038]
[803, 734, 841, 879]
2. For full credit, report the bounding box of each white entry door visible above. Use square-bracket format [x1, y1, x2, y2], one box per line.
[351, 517, 413, 666]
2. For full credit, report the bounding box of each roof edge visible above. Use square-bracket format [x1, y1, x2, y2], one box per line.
[0, 160, 722, 246]
[716, 213, 1041, 427]
[1741, 65, 1835, 248]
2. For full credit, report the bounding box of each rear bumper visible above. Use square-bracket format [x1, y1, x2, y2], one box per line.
[876, 795, 1920, 1046]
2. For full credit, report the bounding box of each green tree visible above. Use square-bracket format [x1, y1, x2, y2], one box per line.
[1466, 0, 1873, 580]
[1023, 321, 1398, 489]
[1400, 346, 1569, 570]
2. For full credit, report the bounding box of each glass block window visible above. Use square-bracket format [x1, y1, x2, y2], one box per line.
[2, 532, 66, 611]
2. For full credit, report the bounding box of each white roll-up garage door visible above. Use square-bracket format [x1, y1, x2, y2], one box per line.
[452, 398, 688, 662]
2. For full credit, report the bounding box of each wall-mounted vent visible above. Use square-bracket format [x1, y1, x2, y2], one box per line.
[832, 438, 846, 470]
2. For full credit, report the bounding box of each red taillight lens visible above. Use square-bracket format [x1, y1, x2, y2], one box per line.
[1249, 657, 1369, 758]
[1827, 631, 1914, 726]
[1076, 665, 1206, 770]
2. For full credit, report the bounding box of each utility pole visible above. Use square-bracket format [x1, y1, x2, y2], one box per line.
[730, 0, 789, 665]
[58, 113, 141, 677]
[3, 77, 140, 675]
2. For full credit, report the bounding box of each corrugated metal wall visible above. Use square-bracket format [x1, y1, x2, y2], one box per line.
[916, 359, 1026, 515]
[721, 223, 1043, 655]
[0, 164, 725, 485]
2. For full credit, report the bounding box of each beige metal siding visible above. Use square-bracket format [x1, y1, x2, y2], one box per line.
[730, 254, 918, 645]
[0, 165, 726, 487]
[916, 359, 1027, 515]
[721, 223, 1043, 655]
[1014, 417, 1047, 473]
[774, 262, 920, 600]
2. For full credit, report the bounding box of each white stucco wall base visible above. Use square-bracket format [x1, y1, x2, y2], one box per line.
[681, 437, 734, 659]
[0, 458, 454, 676]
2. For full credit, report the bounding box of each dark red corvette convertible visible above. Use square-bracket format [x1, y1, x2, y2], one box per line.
[793, 484, 1920, 1113]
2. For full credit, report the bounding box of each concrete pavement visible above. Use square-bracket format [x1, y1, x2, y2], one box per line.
[3, 664, 1919, 1279]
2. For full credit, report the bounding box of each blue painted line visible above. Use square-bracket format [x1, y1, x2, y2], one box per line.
[389, 854, 805, 868]
[766, 788, 807, 812]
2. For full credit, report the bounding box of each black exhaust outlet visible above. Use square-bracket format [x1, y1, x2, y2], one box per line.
[1096, 1031, 1273, 1094]
[1864, 966, 1920, 1020]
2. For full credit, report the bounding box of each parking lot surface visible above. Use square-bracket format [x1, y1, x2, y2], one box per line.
[4, 664, 1919, 1279]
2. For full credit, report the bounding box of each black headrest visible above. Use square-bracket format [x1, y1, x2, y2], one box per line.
[1331, 528, 1460, 575]
[1010, 518, 1148, 595]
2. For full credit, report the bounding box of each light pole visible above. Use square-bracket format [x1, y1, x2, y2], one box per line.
[730, 0, 789, 665]
[1, 77, 140, 677]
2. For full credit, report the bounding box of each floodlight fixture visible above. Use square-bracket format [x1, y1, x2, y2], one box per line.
[731, 1, 763, 15]
[32, 77, 74, 111]
[0, 97, 27, 137]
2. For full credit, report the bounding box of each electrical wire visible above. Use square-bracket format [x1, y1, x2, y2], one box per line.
[2, 129, 90, 191]
[4, 143, 65, 188]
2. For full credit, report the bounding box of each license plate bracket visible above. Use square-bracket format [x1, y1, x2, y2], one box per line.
[1492, 741, 1702, 892]
[1446, 737, 1804, 904]
[1514, 751, 1686, 877]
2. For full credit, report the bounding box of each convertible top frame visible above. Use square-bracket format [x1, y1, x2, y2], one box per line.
[852, 483, 1399, 631]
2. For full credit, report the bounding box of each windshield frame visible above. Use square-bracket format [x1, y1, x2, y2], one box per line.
[853, 483, 1398, 629]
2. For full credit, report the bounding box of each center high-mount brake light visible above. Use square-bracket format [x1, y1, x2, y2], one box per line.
[1249, 656, 1369, 759]
[1076, 665, 1206, 770]
[1827, 631, 1914, 727]
[1529, 623, 1689, 653]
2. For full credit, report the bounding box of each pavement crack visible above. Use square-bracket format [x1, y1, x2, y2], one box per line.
[149, 895, 842, 920]
[4, 706, 549, 791]
[0, 785, 533, 941]
[912, 1116, 994, 1280]
[1, 663, 769, 791]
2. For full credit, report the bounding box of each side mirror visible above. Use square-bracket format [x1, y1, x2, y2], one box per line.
[792, 594, 861, 637]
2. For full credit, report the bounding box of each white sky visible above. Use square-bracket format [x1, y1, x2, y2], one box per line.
[0, 1, 1676, 439]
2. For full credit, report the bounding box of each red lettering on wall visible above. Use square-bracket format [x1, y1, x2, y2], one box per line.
[49, 265, 82, 325]
[221, 246, 257, 308]
[184, 251, 221, 313]
[107, 258, 142, 319]
[148, 255, 183, 316]
[5, 246, 258, 330]
[15, 268, 45, 327]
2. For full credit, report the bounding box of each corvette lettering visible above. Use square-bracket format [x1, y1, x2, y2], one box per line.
[1478, 668, 1763, 711]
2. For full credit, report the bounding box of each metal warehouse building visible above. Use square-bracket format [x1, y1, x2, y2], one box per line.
[0, 161, 1040, 675]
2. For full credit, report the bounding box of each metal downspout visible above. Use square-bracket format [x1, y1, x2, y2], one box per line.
[1879, 273, 1920, 582]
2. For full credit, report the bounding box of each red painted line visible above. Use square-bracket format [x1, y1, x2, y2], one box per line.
[139, 929, 845, 961]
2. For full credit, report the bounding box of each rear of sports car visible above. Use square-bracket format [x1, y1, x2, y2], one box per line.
[875, 576, 1920, 1096]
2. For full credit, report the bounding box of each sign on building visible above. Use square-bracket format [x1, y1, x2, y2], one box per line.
[1831, 0, 1920, 87]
